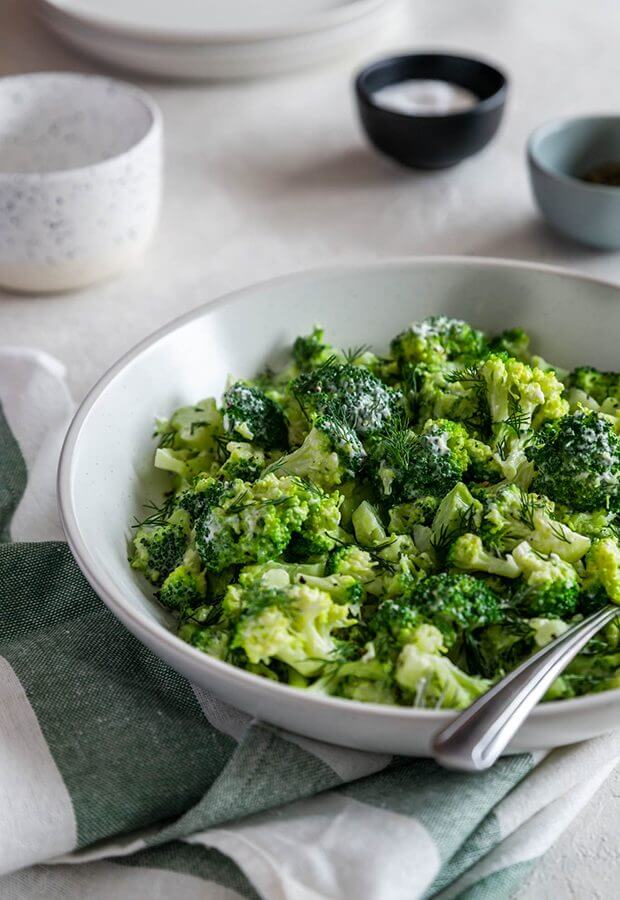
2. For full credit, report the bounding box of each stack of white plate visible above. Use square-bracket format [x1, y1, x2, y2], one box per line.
[37, 0, 405, 81]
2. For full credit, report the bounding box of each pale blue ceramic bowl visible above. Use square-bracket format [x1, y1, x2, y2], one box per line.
[528, 116, 620, 249]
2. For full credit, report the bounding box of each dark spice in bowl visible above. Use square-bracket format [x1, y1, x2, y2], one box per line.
[581, 162, 620, 187]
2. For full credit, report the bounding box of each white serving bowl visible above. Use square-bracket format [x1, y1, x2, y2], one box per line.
[58, 258, 620, 756]
[0, 73, 161, 293]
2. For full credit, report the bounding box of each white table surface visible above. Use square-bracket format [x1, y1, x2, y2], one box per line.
[2, 0, 619, 896]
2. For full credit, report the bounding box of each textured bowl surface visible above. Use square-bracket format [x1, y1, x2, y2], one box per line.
[58, 258, 620, 756]
[528, 116, 620, 249]
[0, 72, 161, 292]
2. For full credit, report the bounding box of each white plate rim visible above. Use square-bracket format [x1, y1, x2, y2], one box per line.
[57, 256, 620, 726]
[38, 0, 394, 45]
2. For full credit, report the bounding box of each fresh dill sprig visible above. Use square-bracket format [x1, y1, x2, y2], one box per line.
[548, 520, 571, 544]
[430, 505, 478, 556]
[131, 494, 177, 529]
[155, 428, 175, 448]
[344, 344, 371, 364]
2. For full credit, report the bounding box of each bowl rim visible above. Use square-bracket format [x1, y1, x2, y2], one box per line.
[57, 256, 620, 724]
[527, 114, 620, 196]
[38, 0, 392, 46]
[0, 71, 162, 181]
[355, 52, 508, 122]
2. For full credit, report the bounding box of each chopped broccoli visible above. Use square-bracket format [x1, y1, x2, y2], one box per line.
[159, 564, 207, 612]
[176, 475, 230, 522]
[152, 398, 224, 481]
[351, 500, 388, 546]
[568, 366, 620, 406]
[222, 381, 288, 449]
[395, 624, 491, 709]
[131, 512, 189, 585]
[431, 482, 482, 554]
[527, 411, 620, 512]
[288, 361, 402, 440]
[326, 544, 377, 581]
[388, 497, 440, 535]
[369, 418, 471, 503]
[479, 483, 591, 563]
[391, 316, 488, 368]
[448, 533, 521, 579]
[195, 474, 340, 572]
[293, 326, 342, 370]
[268, 414, 365, 490]
[510, 541, 579, 618]
[228, 582, 356, 677]
[407, 572, 503, 648]
[582, 537, 620, 605]
[489, 327, 532, 361]
[219, 441, 266, 482]
[131, 315, 620, 709]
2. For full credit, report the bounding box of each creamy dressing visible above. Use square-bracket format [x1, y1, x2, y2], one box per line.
[373, 79, 479, 116]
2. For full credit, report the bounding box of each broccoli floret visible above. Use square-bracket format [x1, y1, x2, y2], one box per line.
[293, 326, 342, 370]
[239, 560, 325, 587]
[178, 616, 231, 660]
[406, 363, 487, 432]
[527, 411, 620, 512]
[131, 513, 189, 585]
[159, 564, 207, 612]
[153, 397, 223, 476]
[568, 366, 620, 405]
[554, 506, 616, 540]
[582, 537, 620, 605]
[472, 619, 538, 679]
[370, 596, 424, 653]
[395, 624, 490, 709]
[195, 474, 341, 572]
[351, 500, 388, 546]
[219, 441, 266, 482]
[288, 362, 402, 440]
[510, 541, 579, 618]
[287, 487, 342, 558]
[480, 353, 568, 431]
[550, 650, 620, 698]
[489, 327, 532, 361]
[176, 475, 230, 522]
[479, 483, 591, 563]
[311, 653, 396, 704]
[391, 316, 488, 368]
[463, 437, 503, 484]
[448, 533, 521, 579]
[407, 572, 503, 648]
[222, 381, 288, 449]
[269, 414, 365, 490]
[388, 497, 440, 535]
[431, 482, 482, 554]
[240, 560, 363, 607]
[228, 582, 356, 677]
[293, 572, 363, 607]
[480, 353, 568, 485]
[326, 544, 377, 581]
[369, 418, 470, 503]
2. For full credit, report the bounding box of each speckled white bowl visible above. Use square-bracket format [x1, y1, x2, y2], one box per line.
[0, 72, 162, 293]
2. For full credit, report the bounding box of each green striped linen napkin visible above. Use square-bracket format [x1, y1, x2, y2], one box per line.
[0, 346, 618, 900]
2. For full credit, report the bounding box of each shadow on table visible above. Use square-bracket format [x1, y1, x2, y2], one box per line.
[466, 218, 619, 267]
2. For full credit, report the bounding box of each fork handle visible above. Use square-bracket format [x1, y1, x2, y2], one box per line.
[433, 604, 619, 772]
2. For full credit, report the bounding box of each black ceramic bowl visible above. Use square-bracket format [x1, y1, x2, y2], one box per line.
[355, 53, 508, 169]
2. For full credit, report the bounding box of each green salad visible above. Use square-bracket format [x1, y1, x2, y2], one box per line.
[129, 316, 620, 708]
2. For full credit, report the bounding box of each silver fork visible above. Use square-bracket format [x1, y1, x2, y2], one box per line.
[432, 604, 620, 772]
